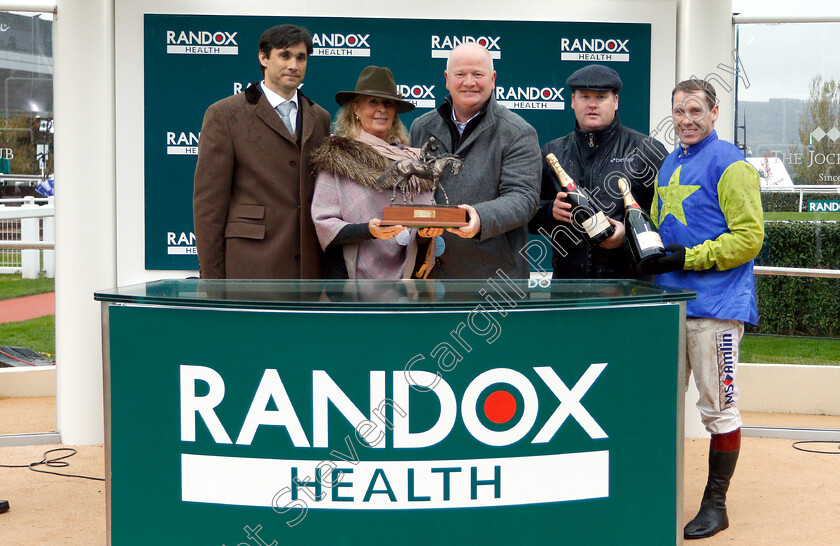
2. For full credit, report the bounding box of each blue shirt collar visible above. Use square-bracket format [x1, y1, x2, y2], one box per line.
[680, 130, 718, 158]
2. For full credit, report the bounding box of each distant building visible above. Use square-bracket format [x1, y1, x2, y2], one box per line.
[0, 12, 53, 117]
[738, 98, 805, 158]
[745, 156, 794, 186]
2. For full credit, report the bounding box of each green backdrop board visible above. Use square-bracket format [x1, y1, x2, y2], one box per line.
[98, 279, 687, 545]
[144, 14, 653, 270]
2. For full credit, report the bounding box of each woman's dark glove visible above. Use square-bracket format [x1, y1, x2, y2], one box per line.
[641, 244, 686, 275]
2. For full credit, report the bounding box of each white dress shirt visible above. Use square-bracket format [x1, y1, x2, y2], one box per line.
[261, 81, 299, 135]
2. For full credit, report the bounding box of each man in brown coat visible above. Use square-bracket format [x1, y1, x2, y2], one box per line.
[194, 24, 331, 279]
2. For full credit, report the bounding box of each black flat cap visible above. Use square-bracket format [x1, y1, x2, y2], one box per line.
[566, 65, 622, 92]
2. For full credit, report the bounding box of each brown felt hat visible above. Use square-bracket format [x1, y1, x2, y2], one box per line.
[335, 65, 415, 114]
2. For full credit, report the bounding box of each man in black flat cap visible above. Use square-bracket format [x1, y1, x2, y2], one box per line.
[529, 64, 668, 279]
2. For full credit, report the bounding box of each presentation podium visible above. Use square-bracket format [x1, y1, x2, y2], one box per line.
[96, 278, 693, 545]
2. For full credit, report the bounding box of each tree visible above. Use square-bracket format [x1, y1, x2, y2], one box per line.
[789, 76, 840, 185]
[759, 150, 779, 186]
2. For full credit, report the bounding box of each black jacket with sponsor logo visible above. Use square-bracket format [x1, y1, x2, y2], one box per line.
[529, 115, 669, 279]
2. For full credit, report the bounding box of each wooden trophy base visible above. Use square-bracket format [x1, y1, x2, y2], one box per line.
[381, 204, 468, 228]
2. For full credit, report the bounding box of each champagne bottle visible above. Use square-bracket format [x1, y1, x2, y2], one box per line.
[618, 177, 665, 266]
[545, 153, 614, 245]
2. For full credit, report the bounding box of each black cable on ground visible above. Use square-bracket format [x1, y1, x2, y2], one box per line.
[0, 448, 104, 481]
[0, 348, 37, 366]
[792, 441, 840, 454]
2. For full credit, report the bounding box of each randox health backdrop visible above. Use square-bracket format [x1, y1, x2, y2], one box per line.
[144, 14, 653, 270]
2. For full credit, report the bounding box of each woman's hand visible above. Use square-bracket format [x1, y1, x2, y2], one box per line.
[369, 218, 406, 239]
[418, 227, 444, 238]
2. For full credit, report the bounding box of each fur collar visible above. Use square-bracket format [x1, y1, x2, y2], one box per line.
[311, 136, 437, 191]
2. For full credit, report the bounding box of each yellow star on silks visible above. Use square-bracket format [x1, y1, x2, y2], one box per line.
[658, 166, 700, 226]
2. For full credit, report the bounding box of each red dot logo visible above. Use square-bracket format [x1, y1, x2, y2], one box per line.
[483, 390, 516, 424]
[478, 38, 487, 46]
[543, 89, 551, 98]
[348, 36, 356, 45]
[607, 40, 616, 50]
[213, 32, 225, 43]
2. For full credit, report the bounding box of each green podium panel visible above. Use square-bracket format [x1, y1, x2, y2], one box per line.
[97, 279, 692, 545]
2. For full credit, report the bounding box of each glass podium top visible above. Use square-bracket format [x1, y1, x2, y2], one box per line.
[95, 279, 694, 312]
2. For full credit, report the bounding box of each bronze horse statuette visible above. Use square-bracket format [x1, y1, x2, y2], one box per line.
[376, 137, 463, 204]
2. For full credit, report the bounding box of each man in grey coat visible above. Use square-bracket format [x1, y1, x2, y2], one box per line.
[410, 43, 540, 279]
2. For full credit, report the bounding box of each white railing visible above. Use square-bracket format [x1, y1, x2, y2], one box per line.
[761, 185, 840, 213]
[0, 196, 54, 278]
[754, 266, 840, 278]
[0, 174, 44, 189]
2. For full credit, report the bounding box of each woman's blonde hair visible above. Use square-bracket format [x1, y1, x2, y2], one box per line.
[332, 96, 410, 145]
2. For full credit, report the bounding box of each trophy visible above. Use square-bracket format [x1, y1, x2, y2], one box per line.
[378, 137, 468, 228]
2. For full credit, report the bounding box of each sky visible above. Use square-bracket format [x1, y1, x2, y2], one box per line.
[733, 0, 840, 18]
[9, 11, 52, 20]
[736, 23, 840, 102]
[732, 1, 840, 102]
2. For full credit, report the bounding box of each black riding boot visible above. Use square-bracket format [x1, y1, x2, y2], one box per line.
[0, 500, 8, 513]
[684, 428, 740, 540]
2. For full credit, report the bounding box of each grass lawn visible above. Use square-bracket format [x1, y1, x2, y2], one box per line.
[764, 212, 840, 221]
[741, 334, 840, 366]
[0, 274, 54, 300]
[0, 314, 55, 355]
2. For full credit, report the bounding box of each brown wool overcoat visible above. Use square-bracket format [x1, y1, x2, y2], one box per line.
[193, 83, 331, 279]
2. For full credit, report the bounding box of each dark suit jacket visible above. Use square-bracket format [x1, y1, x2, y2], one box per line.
[193, 83, 331, 279]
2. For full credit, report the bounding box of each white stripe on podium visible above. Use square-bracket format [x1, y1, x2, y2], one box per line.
[182, 451, 608, 509]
